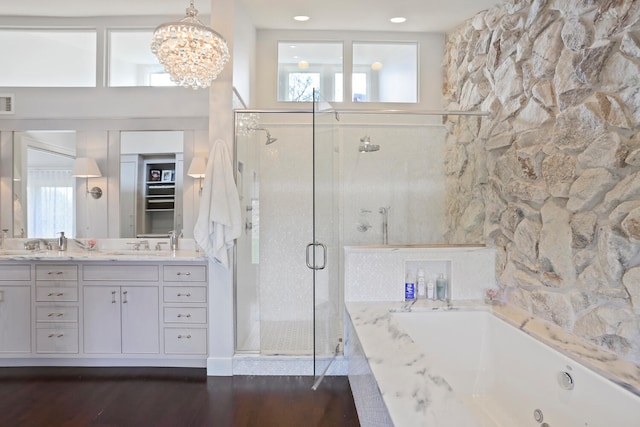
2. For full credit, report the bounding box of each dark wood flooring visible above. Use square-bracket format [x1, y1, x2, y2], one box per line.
[0, 367, 360, 427]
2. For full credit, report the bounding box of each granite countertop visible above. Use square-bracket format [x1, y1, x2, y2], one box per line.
[0, 249, 207, 262]
[346, 300, 640, 427]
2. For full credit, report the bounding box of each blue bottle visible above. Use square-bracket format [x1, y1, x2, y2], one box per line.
[405, 271, 415, 301]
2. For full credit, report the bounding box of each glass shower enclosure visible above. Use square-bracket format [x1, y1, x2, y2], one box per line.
[234, 97, 341, 382]
[234, 101, 487, 382]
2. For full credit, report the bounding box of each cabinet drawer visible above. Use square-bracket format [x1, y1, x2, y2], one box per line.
[83, 265, 159, 281]
[0, 264, 31, 281]
[163, 307, 207, 324]
[164, 328, 207, 355]
[163, 265, 206, 282]
[36, 306, 78, 323]
[163, 286, 206, 303]
[36, 265, 78, 281]
[36, 286, 78, 302]
[82, 264, 159, 282]
[36, 327, 78, 353]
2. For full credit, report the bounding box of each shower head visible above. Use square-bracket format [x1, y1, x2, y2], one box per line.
[249, 126, 277, 145]
[265, 130, 277, 145]
[358, 136, 380, 153]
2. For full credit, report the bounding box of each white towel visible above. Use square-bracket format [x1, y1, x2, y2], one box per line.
[193, 139, 242, 268]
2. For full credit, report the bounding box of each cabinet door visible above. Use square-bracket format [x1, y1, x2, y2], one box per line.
[121, 286, 159, 354]
[0, 286, 31, 353]
[83, 286, 121, 353]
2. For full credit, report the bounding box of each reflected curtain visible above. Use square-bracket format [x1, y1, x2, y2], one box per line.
[27, 169, 75, 238]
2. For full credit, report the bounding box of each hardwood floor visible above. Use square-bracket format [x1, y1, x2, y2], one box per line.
[0, 367, 360, 427]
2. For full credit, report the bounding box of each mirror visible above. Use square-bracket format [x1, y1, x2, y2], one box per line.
[119, 131, 184, 239]
[10, 130, 186, 239]
[12, 131, 77, 238]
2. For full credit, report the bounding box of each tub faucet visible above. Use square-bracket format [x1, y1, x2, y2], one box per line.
[401, 298, 416, 312]
[379, 206, 390, 244]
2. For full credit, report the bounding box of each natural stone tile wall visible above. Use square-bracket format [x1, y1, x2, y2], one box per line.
[443, 0, 640, 364]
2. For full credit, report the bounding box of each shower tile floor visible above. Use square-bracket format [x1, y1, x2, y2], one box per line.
[261, 320, 313, 355]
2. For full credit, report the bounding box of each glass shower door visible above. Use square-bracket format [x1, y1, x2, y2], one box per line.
[311, 91, 341, 387]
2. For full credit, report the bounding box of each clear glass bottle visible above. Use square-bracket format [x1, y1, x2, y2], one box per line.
[436, 273, 448, 300]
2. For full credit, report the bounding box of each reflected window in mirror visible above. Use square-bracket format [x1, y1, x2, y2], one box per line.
[13, 131, 77, 238]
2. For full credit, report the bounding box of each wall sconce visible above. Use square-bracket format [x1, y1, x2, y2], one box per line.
[187, 157, 207, 195]
[72, 157, 103, 199]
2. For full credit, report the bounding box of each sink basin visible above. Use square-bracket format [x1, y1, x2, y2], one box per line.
[0, 249, 50, 256]
[97, 250, 170, 257]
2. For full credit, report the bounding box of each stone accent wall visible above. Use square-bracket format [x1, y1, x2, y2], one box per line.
[443, 0, 640, 365]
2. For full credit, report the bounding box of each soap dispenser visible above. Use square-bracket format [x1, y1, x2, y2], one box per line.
[57, 231, 67, 251]
[168, 230, 178, 251]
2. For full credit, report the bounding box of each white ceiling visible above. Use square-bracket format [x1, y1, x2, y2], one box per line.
[0, 0, 503, 33]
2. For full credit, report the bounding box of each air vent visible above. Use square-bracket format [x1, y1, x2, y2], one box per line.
[0, 94, 14, 114]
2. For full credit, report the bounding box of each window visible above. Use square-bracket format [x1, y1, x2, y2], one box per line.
[277, 42, 343, 102]
[0, 29, 96, 87]
[108, 30, 173, 87]
[352, 42, 418, 103]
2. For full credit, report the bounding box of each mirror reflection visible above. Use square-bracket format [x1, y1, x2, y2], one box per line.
[11, 130, 185, 239]
[120, 131, 184, 238]
[12, 131, 76, 238]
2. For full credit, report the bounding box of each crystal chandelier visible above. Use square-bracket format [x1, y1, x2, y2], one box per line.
[151, 0, 230, 90]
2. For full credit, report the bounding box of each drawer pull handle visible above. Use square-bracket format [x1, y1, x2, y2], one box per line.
[177, 293, 191, 297]
[177, 272, 192, 276]
[47, 292, 64, 297]
[122, 290, 128, 304]
[47, 271, 64, 275]
[177, 334, 192, 339]
[177, 314, 192, 318]
[48, 313, 64, 317]
[47, 333, 64, 338]
[111, 291, 117, 304]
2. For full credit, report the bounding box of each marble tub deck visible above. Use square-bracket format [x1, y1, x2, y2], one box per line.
[346, 300, 640, 426]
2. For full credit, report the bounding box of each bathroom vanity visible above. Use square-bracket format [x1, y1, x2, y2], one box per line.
[0, 249, 208, 368]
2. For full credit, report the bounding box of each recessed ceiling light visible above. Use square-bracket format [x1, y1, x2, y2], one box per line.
[294, 15, 310, 22]
[390, 17, 406, 24]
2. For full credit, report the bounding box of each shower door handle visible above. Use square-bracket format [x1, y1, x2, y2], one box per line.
[306, 242, 327, 270]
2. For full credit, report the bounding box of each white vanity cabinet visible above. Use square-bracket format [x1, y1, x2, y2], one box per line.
[0, 264, 32, 353]
[162, 265, 208, 355]
[35, 264, 79, 354]
[82, 264, 159, 354]
[0, 258, 207, 366]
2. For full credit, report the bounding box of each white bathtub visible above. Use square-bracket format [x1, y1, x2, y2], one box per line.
[346, 304, 640, 427]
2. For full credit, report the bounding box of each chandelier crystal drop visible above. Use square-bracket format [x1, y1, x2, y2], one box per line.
[151, 0, 230, 90]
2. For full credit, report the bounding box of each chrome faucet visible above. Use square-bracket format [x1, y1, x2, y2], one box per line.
[24, 239, 53, 251]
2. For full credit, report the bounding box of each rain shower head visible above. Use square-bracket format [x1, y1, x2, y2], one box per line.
[358, 136, 380, 153]
[249, 126, 277, 145]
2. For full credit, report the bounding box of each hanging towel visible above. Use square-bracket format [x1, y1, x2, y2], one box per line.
[194, 139, 242, 268]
